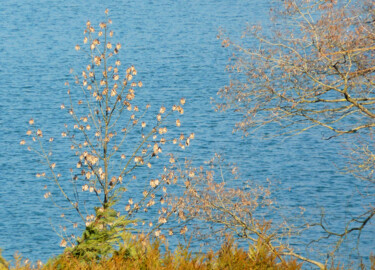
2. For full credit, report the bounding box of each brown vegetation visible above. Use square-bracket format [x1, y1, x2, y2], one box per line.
[217, 0, 375, 264]
[9, 1, 375, 269]
[3, 236, 302, 270]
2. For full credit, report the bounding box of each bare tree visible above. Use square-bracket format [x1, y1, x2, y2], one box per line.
[217, 0, 375, 262]
[170, 154, 326, 269]
[219, 0, 375, 138]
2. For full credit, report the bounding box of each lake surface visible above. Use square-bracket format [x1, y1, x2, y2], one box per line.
[0, 0, 374, 266]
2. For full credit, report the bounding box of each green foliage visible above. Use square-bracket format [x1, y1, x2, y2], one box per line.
[66, 206, 134, 261]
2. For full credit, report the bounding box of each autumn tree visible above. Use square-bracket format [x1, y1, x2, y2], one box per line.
[218, 0, 375, 260]
[20, 10, 193, 260]
[166, 154, 326, 269]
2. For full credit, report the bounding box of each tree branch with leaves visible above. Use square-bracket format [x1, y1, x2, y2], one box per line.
[20, 10, 193, 260]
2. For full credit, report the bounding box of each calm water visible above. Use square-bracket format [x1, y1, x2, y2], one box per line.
[1, 0, 374, 266]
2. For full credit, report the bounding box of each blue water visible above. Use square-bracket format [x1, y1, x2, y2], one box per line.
[0, 0, 374, 267]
